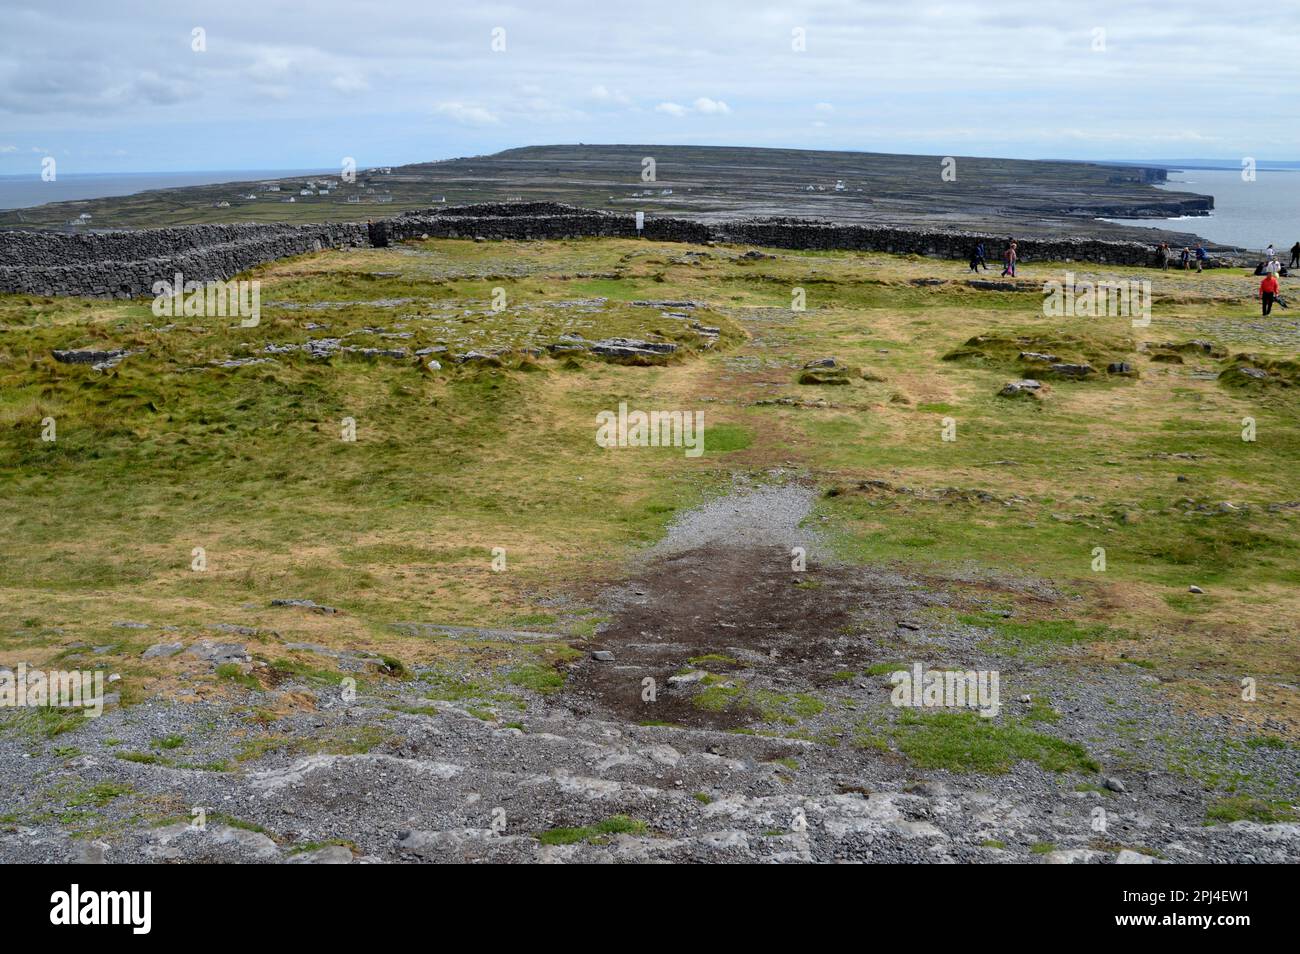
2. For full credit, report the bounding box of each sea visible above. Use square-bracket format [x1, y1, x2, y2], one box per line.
[1102, 169, 1300, 253]
[0, 170, 331, 212]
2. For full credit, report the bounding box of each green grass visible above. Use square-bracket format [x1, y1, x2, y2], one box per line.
[1204, 796, 1297, 825]
[703, 423, 753, 454]
[536, 814, 647, 846]
[215, 663, 260, 690]
[889, 710, 1099, 774]
[66, 781, 132, 808]
[505, 663, 565, 695]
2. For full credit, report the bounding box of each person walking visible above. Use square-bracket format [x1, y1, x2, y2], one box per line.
[1289, 241, 1299, 268]
[1266, 243, 1277, 263]
[1261, 271, 1279, 316]
[969, 241, 987, 272]
[1001, 240, 1017, 277]
[1195, 243, 1207, 273]
[1180, 247, 1191, 270]
[1157, 242, 1170, 270]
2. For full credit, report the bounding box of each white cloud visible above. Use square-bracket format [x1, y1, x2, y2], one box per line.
[693, 97, 731, 114]
[656, 98, 732, 118]
[432, 101, 500, 125]
[0, 1, 1292, 168]
[0, 145, 17, 153]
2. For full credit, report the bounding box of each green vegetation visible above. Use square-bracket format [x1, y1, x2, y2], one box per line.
[1205, 796, 1297, 825]
[536, 814, 648, 846]
[887, 711, 1098, 774]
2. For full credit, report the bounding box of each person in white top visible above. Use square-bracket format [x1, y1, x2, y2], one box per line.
[1266, 243, 1278, 261]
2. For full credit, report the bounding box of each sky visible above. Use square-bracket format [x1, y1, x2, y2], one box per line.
[0, 0, 1292, 175]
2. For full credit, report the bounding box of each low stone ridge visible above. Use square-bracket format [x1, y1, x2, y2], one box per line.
[0, 203, 1242, 299]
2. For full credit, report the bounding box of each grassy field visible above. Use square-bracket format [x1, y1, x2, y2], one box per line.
[1, 236, 1297, 739]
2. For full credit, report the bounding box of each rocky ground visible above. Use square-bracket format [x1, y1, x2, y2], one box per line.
[2, 480, 1296, 864]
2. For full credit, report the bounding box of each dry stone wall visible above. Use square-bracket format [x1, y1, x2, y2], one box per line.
[0, 223, 367, 298]
[0, 202, 1231, 299]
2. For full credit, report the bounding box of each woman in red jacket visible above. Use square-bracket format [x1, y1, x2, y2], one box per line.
[1260, 273, 1279, 316]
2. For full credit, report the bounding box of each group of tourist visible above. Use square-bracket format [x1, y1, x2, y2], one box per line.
[966, 239, 1018, 276]
[966, 235, 1294, 318]
[1153, 241, 1210, 272]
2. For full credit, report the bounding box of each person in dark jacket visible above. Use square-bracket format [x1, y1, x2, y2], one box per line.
[1290, 241, 1300, 268]
[969, 241, 987, 272]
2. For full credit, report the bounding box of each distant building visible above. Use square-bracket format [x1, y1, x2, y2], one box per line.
[300, 189, 314, 196]
[834, 180, 846, 191]
[212, 200, 230, 208]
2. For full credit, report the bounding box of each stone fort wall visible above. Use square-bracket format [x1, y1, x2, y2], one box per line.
[0, 203, 1227, 299]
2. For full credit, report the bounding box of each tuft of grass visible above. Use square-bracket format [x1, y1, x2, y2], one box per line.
[1204, 796, 1297, 825]
[890, 710, 1098, 774]
[506, 663, 565, 695]
[66, 781, 132, 808]
[215, 663, 260, 690]
[536, 814, 647, 846]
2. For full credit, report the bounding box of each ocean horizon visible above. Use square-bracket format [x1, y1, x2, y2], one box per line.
[1102, 168, 1300, 252]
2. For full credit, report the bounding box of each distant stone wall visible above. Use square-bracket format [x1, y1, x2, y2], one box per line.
[384, 202, 712, 244]
[0, 222, 366, 298]
[0, 202, 1236, 299]
[712, 220, 1178, 267]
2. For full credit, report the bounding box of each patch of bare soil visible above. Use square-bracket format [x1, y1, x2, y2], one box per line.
[564, 541, 947, 729]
